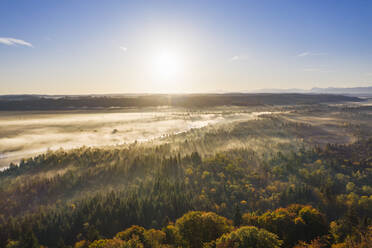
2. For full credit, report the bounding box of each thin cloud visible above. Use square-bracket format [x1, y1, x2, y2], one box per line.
[298, 51, 327, 57]
[298, 52, 310, 57]
[0, 37, 33, 47]
[120, 46, 128, 52]
[229, 55, 247, 61]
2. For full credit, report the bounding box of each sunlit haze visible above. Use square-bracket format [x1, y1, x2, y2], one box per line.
[0, 0, 371, 94]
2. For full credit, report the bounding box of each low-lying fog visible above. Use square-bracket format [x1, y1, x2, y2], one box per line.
[0, 107, 268, 168]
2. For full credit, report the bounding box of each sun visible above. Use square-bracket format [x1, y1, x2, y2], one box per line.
[144, 44, 190, 92]
[151, 49, 183, 80]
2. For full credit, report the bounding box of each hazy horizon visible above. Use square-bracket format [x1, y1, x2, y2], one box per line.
[1, 85, 372, 96]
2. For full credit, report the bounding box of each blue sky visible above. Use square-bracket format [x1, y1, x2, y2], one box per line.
[0, 0, 371, 94]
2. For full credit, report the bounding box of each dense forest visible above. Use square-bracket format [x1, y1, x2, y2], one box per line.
[0, 94, 362, 110]
[0, 107, 372, 248]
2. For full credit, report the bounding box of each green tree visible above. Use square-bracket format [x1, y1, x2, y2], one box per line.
[88, 238, 143, 248]
[175, 211, 233, 248]
[215, 226, 282, 248]
[115, 226, 146, 244]
[243, 205, 328, 247]
[233, 205, 242, 227]
[5, 240, 20, 248]
[162, 224, 182, 246]
[19, 229, 40, 248]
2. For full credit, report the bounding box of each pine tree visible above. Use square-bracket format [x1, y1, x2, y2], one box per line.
[234, 205, 242, 227]
[19, 229, 40, 248]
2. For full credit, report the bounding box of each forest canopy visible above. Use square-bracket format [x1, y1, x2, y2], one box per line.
[0, 103, 372, 248]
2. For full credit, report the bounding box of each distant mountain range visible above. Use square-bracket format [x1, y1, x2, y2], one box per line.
[311, 87, 372, 95]
[252, 86, 372, 97]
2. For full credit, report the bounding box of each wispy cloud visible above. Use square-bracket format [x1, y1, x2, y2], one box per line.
[297, 51, 327, 57]
[0, 37, 33, 47]
[298, 52, 310, 57]
[120, 46, 128, 52]
[229, 55, 247, 61]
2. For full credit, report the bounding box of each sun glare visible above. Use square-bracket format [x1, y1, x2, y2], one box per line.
[151, 49, 183, 80]
[143, 41, 191, 92]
